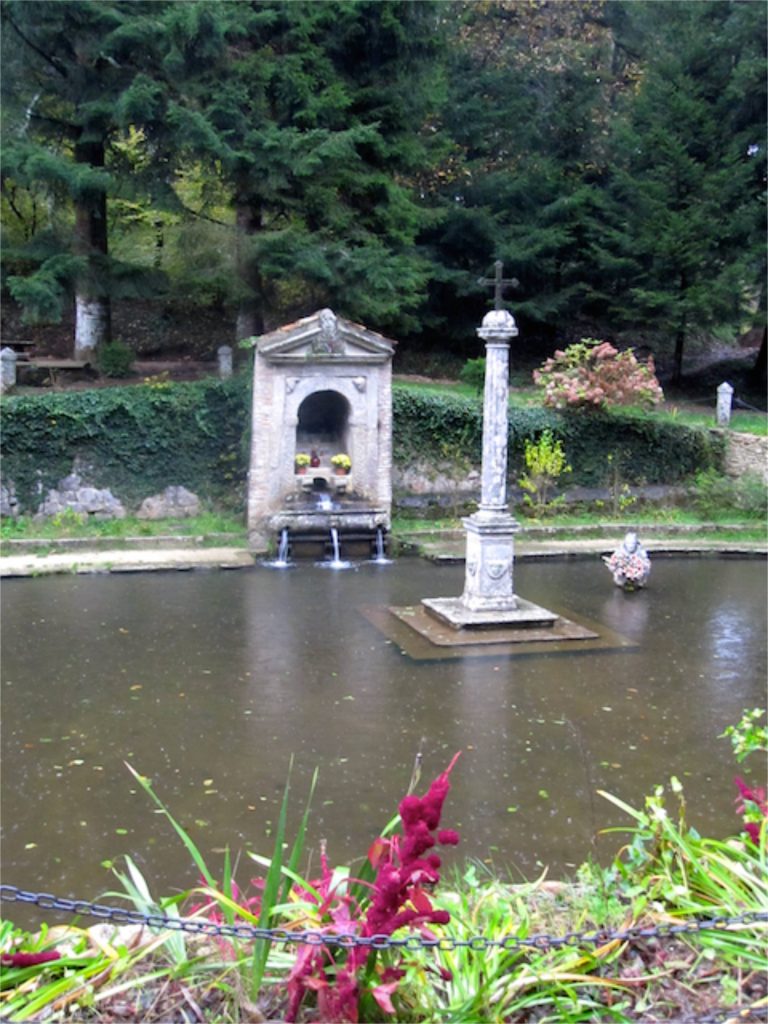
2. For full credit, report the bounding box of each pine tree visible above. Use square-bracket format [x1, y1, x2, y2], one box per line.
[156, 0, 445, 339]
[413, 0, 620, 355]
[606, 0, 766, 382]
[1, 0, 169, 357]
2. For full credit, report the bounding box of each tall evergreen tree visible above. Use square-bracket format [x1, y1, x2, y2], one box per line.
[606, 0, 766, 382]
[1, 1, 168, 357]
[412, 0, 619, 355]
[157, 0, 445, 339]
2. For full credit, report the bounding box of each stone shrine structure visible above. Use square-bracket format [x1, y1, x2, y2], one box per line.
[246, 308, 396, 551]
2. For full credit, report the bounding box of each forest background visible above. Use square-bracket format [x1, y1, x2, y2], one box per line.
[1, 0, 766, 388]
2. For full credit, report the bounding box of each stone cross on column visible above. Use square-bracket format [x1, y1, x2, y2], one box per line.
[478, 259, 519, 311]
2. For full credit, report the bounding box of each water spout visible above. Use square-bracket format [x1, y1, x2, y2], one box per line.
[317, 493, 334, 512]
[278, 528, 289, 563]
[372, 526, 392, 565]
[318, 525, 354, 569]
[264, 528, 292, 569]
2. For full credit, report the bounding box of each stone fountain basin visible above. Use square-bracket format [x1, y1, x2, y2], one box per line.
[269, 505, 388, 535]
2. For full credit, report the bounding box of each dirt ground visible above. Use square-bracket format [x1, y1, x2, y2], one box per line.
[2, 297, 765, 406]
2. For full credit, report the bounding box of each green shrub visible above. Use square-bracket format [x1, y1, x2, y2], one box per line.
[458, 357, 486, 393]
[2, 380, 725, 517]
[97, 340, 135, 378]
[518, 429, 571, 516]
[392, 385, 723, 485]
[0, 376, 251, 512]
[691, 469, 767, 519]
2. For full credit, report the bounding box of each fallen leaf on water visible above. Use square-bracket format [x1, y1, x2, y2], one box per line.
[203, 778, 214, 786]
[130, 684, 142, 691]
[25, 842, 37, 850]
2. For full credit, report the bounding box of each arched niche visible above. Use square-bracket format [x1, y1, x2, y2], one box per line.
[295, 390, 350, 460]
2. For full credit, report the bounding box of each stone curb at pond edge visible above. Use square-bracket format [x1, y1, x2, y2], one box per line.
[0, 546, 255, 577]
[1, 530, 765, 577]
[407, 537, 767, 563]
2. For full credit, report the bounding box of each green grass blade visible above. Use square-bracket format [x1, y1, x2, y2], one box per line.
[250, 756, 294, 997]
[124, 762, 216, 887]
[279, 766, 318, 907]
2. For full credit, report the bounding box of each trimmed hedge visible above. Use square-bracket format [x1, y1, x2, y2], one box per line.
[1, 380, 723, 514]
[392, 386, 724, 485]
[1, 377, 251, 511]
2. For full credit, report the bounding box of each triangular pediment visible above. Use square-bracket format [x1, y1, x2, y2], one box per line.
[252, 309, 396, 364]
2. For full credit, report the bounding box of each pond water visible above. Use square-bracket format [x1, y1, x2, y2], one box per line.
[1, 557, 765, 922]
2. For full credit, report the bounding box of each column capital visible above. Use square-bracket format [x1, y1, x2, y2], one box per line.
[477, 308, 518, 344]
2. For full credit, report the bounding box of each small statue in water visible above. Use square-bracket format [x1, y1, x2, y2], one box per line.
[604, 531, 651, 590]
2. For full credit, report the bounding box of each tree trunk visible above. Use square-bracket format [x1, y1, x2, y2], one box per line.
[73, 137, 110, 360]
[234, 196, 264, 342]
[672, 275, 687, 385]
[672, 323, 685, 386]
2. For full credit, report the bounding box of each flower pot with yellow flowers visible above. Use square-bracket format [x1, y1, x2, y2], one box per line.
[330, 453, 351, 476]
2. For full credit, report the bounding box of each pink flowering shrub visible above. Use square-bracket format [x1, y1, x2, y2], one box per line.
[533, 338, 664, 411]
[285, 753, 461, 1023]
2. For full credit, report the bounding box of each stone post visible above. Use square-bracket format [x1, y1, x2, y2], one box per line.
[461, 310, 519, 611]
[422, 309, 558, 628]
[716, 381, 734, 427]
[478, 312, 516, 514]
[218, 345, 233, 379]
[1, 347, 18, 393]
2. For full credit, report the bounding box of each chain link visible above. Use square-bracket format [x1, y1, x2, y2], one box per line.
[2, 884, 766, 953]
[1, 886, 765, 1023]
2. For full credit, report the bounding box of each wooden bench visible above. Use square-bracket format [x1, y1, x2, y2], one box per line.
[22, 358, 93, 388]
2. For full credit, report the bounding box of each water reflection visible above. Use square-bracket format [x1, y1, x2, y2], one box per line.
[1, 558, 765, 918]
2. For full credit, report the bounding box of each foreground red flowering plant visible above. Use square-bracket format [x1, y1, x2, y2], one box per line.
[734, 776, 768, 845]
[285, 752, 461, 1023]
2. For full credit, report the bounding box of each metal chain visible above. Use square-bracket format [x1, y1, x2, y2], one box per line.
[2, 884, 766, 952]
[2, 887, 765, 1024]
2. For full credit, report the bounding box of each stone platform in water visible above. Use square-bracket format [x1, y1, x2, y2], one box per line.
[422, 595, 559, 630]
[363, 604, 633, 661]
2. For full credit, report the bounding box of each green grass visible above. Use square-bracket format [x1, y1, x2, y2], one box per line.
[0, 510, 245, 543]
[392, 507, 766, 533]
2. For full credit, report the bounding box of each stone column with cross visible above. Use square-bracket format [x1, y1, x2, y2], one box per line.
[423, 262, 558, 629]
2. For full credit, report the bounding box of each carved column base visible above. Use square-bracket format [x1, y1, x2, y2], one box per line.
[461, 510, 519, 609]
[421, 511, 559, 630]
